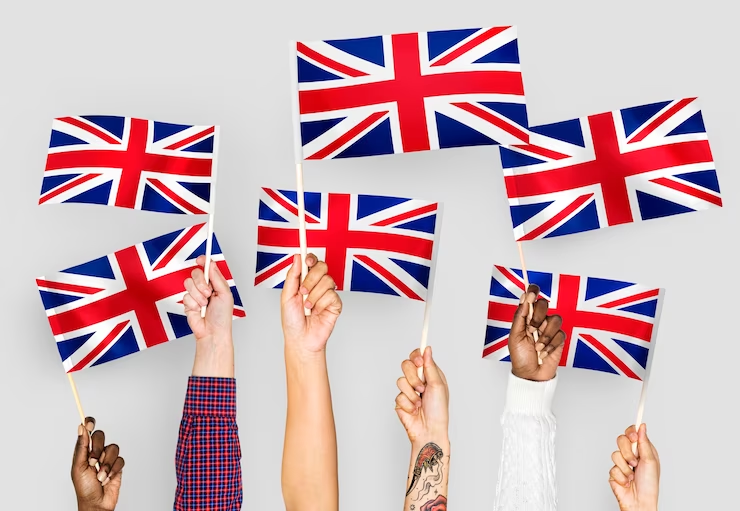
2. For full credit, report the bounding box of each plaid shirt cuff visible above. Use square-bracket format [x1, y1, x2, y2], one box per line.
[182, 376, 237, 417]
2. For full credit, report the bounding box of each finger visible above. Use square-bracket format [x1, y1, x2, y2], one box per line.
[401, 359, 425, 393]
[637, 423, 657, 461]
[538, 315, 563, 348]
[73, 423, 91, 471]
[395, 392, 418, 415]
[103, 457, 125, 487]
[89, 430, 105, 467]
[98, 443, 119, 483]
[611, 450, 634, 480]
[530, 298, 549, 329]
[281, 255, 303, 301]
[539, 330, 566, 361]
[539, 336, 564, 369]
[190, 266, 213, 301]
[182, 293, 201, 315]
[305, 274, 336, 310]
[84, 417, 95, 434]
[397, 376, 422, 407]
[300, 260, 328, 295]
[184, 277, 208, 308]
[617, 434, 638, 468]
[509, 300, 531, 341]
[311, 289, 342, 316]
[408, 349, 423, 368]
[609, 465, 630, 487]
[208, 260, 231, 295]
[624, 425, 638, 443]
[305, 252, 318, 269]
[421, 346, 444, 386]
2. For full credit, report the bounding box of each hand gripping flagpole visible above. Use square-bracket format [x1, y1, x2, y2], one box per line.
[289, 40, 310, 316]
[631, 288, 665, 456]
[516, 242, 542, 365]
[201, 125, 221, 318]
[418, 204, 444, 380]
[67, 373, 100, 471]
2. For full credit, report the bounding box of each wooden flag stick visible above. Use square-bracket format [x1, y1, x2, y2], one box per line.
[67, 373, 100, 471]
[631, 288, 665, 456]
[295, 163, 310, 316]
[201, 125, 221, 318]
[289, 40, 310, 316]
[418, 204, 444, 380]
[516, 241, 542, 365]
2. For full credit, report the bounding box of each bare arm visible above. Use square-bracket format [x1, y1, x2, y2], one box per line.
[280, 254, 342, 511]
[282, 349, 338, 511]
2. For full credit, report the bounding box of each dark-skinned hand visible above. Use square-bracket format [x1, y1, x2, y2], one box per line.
[72, 417, 124, 511]
[508, 284, 566, 382]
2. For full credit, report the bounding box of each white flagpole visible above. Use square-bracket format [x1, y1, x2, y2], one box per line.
[201, 125, 220, 318]
[289, 40, 310, 316]
[418, 203, 444, 380]
[631, 288, 666, 455]
[516, 241, 542, 364]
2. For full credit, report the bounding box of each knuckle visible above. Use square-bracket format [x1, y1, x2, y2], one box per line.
[396, 377, 407, 388]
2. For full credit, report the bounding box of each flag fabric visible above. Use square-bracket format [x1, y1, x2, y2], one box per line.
[41, 116, 216, 214]
[255, 188, 439, 301]
[295, 26, 528, 160]
[36, 223, 245, 372]
[484, 265, 664, 380]
[499, 98, 721, 241]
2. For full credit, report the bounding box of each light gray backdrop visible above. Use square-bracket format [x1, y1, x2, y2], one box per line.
[1, 0, 735, 509]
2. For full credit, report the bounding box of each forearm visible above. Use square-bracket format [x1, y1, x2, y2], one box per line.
[174, 376, 242, 511]
[282, 347, 338, 511]
[403, 436, 450, 511]
[494, 372, 558, 511]
[191, 335, 234, 378]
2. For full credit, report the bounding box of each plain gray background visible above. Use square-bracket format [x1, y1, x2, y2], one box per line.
[0, 0, 736, 509]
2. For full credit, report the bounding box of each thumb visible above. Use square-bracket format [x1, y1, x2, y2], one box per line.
[510, 301, 528, 341]
[208, 260, 231, 295]
[73, 424, 90, 472]
[281, 255, 302, 302]
[637, 423, 656, 461]
[421, 346, 443, 385]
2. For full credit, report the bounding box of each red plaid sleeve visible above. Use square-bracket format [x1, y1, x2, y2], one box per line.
[174, 376, 242, 510]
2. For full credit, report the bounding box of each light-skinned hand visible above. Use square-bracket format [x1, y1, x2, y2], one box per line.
[609, 423, 660, 511]
[394, 347, 449, 445]
[183, 255, 234, 343]
[509, 284, 566, 382]
[281, 253, 342, 355]
[72, 417, 124, 511]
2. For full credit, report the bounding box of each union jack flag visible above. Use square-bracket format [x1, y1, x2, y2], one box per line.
[295, 26, 528, 159]
[484, 265, 664, 380]
[36, 223, 245, 372]
[499, 98, 721, 241]
[40, 116, 216, 214]
[255, 188, 439, 301]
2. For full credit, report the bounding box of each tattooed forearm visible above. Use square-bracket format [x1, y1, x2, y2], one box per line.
[404, 441, 449, 511]
[405, 443, 444, 496]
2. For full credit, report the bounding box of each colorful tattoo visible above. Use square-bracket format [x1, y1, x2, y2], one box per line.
[420, 494, 447, 511]
[405, 442, 444, 496]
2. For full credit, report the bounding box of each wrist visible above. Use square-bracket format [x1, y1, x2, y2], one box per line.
[192, 334, 234, 378]
[411, 434, 450, 452]
[284, 340, 327, 363]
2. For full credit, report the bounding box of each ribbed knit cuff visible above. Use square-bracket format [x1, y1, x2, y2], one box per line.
[504, 372, 557, 415]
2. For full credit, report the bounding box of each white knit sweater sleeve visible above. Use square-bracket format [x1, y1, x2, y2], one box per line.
[493, 372, 558, 511]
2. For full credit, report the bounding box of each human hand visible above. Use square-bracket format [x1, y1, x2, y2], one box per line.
[72, 417, 124, 511]
[394, 346, 449, 445]
[281, 254, 342, 356]
[508, 284, 566, 382]
[609, 423, 660, 511]
[183, 255, 234, 343]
